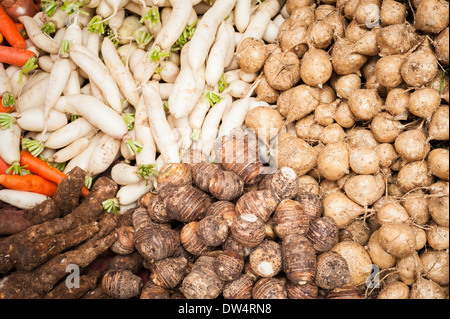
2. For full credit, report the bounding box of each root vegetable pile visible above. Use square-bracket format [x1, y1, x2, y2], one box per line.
[0, 0, 449, 300]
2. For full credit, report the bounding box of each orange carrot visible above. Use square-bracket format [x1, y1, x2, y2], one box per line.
[0, 45, 35, 66]
[0, 6, 26, 49]
[14, 23, 27, 40]
[0, 156, 10, 175]
[0, 174, 58, 197]
[0, 92, 16, 113]
[0, 32, 3, 44]
[19, 151, 91, 197]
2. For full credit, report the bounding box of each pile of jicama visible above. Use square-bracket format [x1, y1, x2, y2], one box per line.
[0, 0, 287, 212]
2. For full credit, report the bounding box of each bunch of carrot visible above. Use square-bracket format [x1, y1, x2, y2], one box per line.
[0, 150, 90, 198]
[0, 5, 35, 67]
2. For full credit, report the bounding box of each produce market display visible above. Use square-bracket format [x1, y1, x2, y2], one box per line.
[0, 0, 448, 300]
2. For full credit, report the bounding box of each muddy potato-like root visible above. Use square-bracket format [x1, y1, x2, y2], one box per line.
[264, 49, 301, 91]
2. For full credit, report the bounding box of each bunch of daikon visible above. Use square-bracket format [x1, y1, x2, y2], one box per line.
[0, 0, 287, 212]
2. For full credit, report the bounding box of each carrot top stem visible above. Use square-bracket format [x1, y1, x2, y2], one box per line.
[21, 138, 44, 157]
[1, 92, 15, 109]
[5, 162, 30, 176]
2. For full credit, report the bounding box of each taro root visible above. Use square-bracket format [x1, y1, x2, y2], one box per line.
[111, 226, 135, 255]
[159, 184, 208, 223]
[205, 200, 236, 227]
[139, 281, 170, 299]
[133, 224, 180, 262]
[315, 251, 351, 290]
[286, 282, 319, 299]
[149, 256, 188, 289]
[208, 170, 244, 201]
[306, 216, 339, 252]
[157, 163, 192, 190]
[180, 256, 224, 299]
[252, 277, 288, 299]
[249, 240, 282, 278]
[223, 274, 254, 299]
[213, 130, 263, 185]
[213, 250, 245, 281]
[296, 193, 323, 222]
[222, 234, 254, 257]
[267, 167, 299, 200]
[146, 194, 171, 223]
[282, 234, 317, 285]
[192, 162, 222, 192]
[102, 269, 143, 299]
[272, 199, 310, 239]
[326, 284, 365, 299]
[230, 213, 267, 248]
[235, 189, 280, 222]
[196, 214, 229, 247]
[180, 221, 213, 256]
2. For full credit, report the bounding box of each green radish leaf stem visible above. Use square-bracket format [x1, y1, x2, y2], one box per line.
[0, 113, 14, 131]
[102, 198, 120, 215]
[122, 113, 136, 130]
[171, 20, 197, 52]
[19, 57, 38, 84]
[140, 7, 160, 29]
[137, 164, 158, 185]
